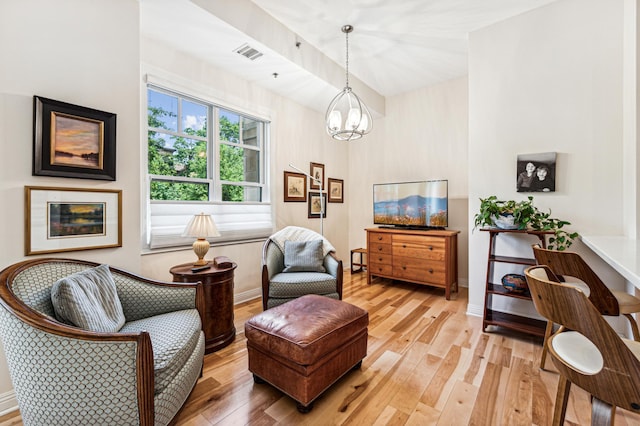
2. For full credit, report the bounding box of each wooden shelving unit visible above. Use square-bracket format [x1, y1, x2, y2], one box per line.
[481, 228, 554, 337]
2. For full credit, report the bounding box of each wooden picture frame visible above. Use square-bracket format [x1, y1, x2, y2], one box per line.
[25, 186, 122, 255]
[33, 96, 117, 180]
[328, 178, 344, 203]
[308, 192, 327, 218]
[284, 171, 307, 202]
[309, 162, 325, 190]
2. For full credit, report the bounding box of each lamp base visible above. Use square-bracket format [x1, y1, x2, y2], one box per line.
[192, 238, 211, 267]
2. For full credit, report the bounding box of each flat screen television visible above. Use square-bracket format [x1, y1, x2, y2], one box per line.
[373, 180, 448, 229]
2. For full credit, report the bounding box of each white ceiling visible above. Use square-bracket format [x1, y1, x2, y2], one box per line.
[140, 0, 558, 116]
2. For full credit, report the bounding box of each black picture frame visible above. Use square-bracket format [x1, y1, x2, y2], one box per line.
[308, 192, 327, 218]
[33, 96, 117, 180]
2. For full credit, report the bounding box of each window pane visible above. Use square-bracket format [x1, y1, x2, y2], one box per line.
[220, 145, 260, 183]
[150, 181, 209, 201]
[149, 135, 207, 178]
[222, 184, 261, 202]
[241, 118, 259, 147]
[182, 100, 207, 137]
[148, 89, 178, 132]
[219, 110, 239, 143]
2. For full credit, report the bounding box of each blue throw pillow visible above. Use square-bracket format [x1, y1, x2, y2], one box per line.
[283, 239, 326, 273]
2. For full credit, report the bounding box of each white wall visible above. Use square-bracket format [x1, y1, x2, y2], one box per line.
[0, 0, 141, 413]
[468, 0, 626, 318]
[348, 76, 470, 285]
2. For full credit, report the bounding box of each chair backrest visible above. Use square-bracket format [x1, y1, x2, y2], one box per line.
[531, 244, 619, 316]
[524, 265, 640, 413]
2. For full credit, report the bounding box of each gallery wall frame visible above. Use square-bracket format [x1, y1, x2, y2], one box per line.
[284, 171, 307, 202]
[25, 186, 122, 255]
[308, 192, 327, 218]
[309, 162, 325, 191]
[33, 96, 117, 180]
[327, 178, 344, 203]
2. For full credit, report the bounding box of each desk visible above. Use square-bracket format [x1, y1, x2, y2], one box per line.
[170, 260, 237, 353]
[582, 236, 640, 289]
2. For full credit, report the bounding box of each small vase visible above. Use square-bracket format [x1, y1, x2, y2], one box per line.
[492, 214, 518, 230]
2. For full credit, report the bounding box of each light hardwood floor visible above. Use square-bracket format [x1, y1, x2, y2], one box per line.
[2, 271, 640, 425]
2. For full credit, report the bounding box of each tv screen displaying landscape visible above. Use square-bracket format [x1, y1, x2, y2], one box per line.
[373, 180, 448, 228]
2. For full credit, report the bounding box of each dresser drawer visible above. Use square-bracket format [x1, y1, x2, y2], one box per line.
[393, 235, 444, 261]
[369, 263, 393, 276]
[369, 232, 392, 245]
[369, 242, 392, 255]
[393, 257, 446, 285]
[369, 253, 392, 265]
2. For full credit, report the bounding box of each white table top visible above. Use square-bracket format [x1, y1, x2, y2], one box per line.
[581, 235, 640, 289]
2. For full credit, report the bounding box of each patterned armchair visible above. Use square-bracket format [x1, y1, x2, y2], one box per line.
[0, 258, 206, 426]
[261, 226, 343, 310]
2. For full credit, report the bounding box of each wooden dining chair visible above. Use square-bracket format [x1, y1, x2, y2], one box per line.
[524, 265, 640, 426]
[531, 244, 640, 368]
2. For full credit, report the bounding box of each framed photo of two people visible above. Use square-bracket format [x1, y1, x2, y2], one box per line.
[516, 152, 556, 193]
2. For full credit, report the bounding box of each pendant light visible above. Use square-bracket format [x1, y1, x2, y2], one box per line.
[325, 25, 372, 141]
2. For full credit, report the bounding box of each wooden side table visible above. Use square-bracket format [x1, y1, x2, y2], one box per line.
[170, 259, 237, 354]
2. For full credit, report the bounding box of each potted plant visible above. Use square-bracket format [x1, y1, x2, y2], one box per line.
[473, 195, 579, 251]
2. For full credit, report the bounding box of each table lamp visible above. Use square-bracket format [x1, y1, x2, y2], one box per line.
[182, 213, 220, 266]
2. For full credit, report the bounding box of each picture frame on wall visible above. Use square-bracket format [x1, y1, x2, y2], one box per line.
[25, 186, 122, 255]
[327, 178, 344, 203]
[309, 162, 325, 190]
[33, 96, 117, 181]
[516, 152, 557, 193]
[284, 171, 307, 202]
[308, 192, 327, 218]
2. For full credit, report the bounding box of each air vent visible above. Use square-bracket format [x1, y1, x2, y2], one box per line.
[234, 43, 263, 61]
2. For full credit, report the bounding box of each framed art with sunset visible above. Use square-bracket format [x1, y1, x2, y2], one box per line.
[33, 96, 117, 180]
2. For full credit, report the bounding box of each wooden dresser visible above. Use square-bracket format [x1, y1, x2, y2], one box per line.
[366, 227, 459, 299]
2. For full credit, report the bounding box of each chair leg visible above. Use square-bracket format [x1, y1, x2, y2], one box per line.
[540, 320, 554, 369]
[552, 375, 571, 426]
[623, 313, 640, 341]
[591, 397, 615, 426]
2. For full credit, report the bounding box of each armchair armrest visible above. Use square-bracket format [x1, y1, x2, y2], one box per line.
[326, 253, 344, 299]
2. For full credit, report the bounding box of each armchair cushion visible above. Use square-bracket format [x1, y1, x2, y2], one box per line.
[269, 272, 337, 298]
[120, 308, 202, 394]
[283, 239, 326, 273]
[51, 264, 125, 332]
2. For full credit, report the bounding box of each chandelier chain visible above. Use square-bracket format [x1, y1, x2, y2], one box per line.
[345, 30, 349, 88]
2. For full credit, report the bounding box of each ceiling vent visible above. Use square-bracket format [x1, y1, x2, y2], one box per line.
[234, 43, 263, 61]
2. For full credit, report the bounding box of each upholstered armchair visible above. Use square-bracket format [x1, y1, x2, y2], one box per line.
[0, 258, 206, 426]
[261, 226, 343, 310]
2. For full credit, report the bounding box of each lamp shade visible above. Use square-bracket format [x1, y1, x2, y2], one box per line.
[182, 213, 220, 238]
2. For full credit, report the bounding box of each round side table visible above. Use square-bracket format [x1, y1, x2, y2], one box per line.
[170, 260, 237, 353]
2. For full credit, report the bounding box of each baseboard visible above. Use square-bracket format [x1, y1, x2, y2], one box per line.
[234, 288, 261, 305]
[466, 302, 483, 317]
[0, 390, 17, 418]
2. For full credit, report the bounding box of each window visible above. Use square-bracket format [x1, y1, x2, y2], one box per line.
[146, 85, 271, 249]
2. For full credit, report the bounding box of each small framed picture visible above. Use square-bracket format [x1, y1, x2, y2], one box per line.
[33, 96, 117, 180]
[516, 152, 557, 193]
[284, 171, 307, 202]
[309, 162, 325, 190]
[327, 178, 344, 203]
[308, 192, 327, 218]
[25, 186, 122, 255]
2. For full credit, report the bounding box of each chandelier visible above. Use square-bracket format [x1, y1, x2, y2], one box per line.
[325, 25, 372, 141]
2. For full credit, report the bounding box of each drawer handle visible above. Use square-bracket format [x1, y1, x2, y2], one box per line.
[378, 268, 383, 272]
[378, 247, 382, 251]
[428, 246, 433, 251]
[378, 236, 383, 241]
[378, 257, 383, 261]
[428, 268, 434, 273]
[402, 265, 407, 270]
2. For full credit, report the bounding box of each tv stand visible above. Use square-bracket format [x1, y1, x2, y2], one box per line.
[366, 227, 459, 299]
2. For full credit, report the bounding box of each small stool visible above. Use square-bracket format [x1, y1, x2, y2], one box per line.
[245, 295, 368, 412]
[350, 248, 367, 273]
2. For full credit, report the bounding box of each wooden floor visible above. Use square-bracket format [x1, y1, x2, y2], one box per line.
[2, 271, 640, 425]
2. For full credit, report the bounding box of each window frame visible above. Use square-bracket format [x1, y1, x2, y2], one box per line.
[144, 80, 272, 250]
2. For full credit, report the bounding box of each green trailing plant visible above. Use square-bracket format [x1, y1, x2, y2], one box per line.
[473, 195, 579, 251]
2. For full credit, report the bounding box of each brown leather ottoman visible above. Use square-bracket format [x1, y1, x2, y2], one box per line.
[245, 294, 368, 412]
